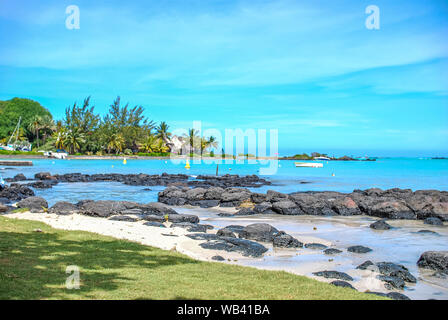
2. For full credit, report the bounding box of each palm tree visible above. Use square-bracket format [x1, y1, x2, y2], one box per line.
[140, 135, 158, 153]
[183, 129, 199, 155]
[207, 136, 218, 150]
[107, 133, 125, 154]
[39, 115, 56, 144]
[28, 115, 42, 148]
[53, 127, 66, 150]
[65, 128, 85, 154]
[155, 121, 173, 153]
[153, 138, 169, 153]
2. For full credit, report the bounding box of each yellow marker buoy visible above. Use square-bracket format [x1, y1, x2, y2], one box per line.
[185, 161, 190, 169]
[332, 173, 335, 177]
[123, 158, 127, 165]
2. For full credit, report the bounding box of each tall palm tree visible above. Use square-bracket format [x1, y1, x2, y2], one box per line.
[39, 115, 56, 144]
[183, 129, 199, 155]
[28, 115, 42, 148]
[65, 129, 85, 154]
[155, 121, 172, 153]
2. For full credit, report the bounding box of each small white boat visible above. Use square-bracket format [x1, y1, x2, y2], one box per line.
[295, 162, 323, 168]
[44, 151, 68, 159]
[314, 156, 331, 161]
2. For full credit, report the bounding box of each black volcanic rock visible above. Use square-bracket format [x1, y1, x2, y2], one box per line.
[313, 270, 354, 281]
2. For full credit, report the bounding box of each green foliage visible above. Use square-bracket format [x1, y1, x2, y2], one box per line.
[136, 152, 170, 157]
[1, 96, 174, 156]
[293, 153, 314, 160]
[0, 98, 52, 142]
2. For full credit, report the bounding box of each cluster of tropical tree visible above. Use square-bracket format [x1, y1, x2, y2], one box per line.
[0, 98, 53, 147]
[0, 97, 220, 156]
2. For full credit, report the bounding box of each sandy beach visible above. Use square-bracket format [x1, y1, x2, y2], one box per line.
[4, 209, 408, 296]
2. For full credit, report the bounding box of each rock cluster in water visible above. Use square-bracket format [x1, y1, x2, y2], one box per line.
[6, 172, 271, 189]
[158, 186, 448, 221]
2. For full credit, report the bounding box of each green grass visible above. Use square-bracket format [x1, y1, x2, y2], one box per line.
[0, 150, 44, 155]
[0, 217, 385, 300]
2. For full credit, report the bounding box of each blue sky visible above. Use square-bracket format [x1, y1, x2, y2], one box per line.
[0, 0, 447, 156]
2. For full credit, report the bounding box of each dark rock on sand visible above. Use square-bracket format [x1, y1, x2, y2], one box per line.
[386, 292, 411, 300]
[272, 232, 303, 248]
[143, 221, 166, 228]
[194, 235, 268, 258]
[313, 270, 354, 281]
[211, 255, 225, 261]
[171, 222, 213, 232]
[356, 260, 375, 270]
[239, 223, 279, 242]
[376, 262, 417, 283]
[366, 291, 410, 300]
[108, 215, 139, 222]
[370, 219, 392, 230]
[16, 196, 48, 213]
[305, 243, 328, 250]
[217, 228, 237, 238]
[143, 213, 199, 224]
[417, 251, 448, 273]
[377, 275, 405, 289]
[234, 207, 257, 216]
[424, 217, 443, 226]
[48, 201, 79, 215]
[189, 200, 220, 208]
[330, 280, 355, 290]
[347, 245, 372, 254]
[253, 202, 275, 214]
[217, 212, 235, 217]
[272, 200, 303, 215]
[142, 202, 178, 216]
[223, 225, 246, 236]
[79, 200, 137, 217]
[324, 248, 342, 255]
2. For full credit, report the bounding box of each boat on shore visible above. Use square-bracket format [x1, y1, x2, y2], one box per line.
[43, 150, 68, 160]
[295, 162, 323, 168]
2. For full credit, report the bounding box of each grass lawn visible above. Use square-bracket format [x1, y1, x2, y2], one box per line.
[0, 216, 385, 300]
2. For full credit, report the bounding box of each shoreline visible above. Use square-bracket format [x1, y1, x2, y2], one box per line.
[1, 211, 398, 295]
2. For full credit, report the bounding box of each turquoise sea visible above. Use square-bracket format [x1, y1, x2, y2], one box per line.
[1, 157, 448, 206]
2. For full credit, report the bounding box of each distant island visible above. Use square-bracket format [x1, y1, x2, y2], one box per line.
[280, 152, 377, 161]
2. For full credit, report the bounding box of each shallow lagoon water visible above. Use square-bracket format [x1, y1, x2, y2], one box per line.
[2, 157, 448, 299]
[1, 157, 448, 194]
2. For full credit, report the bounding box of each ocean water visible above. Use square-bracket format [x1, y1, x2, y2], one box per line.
[1, 157, 448, 205]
